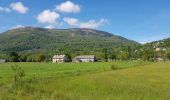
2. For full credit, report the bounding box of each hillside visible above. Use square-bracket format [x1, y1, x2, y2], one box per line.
[150, 38, 170, 48]
[143, 38, 170, 51]
[0, 27, 138, 55]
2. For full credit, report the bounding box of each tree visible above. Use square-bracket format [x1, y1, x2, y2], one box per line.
[11, 64, 25, 85]
[108, 53, 116, 60]
[37, 53, 46, 62]
[127, 46, 131, 59]
[65, 53, 72, 62]
[103, 48, 108, 62]
[117, 52, 129, 61]
[26, 56, 33, 62]
[167, 52, 170, 60]
[141, 49, 154, 61]
[19, 54, 27, 62]
[8, 52, 19, 62]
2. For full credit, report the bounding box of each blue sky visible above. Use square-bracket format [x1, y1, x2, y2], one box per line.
[0, 0, 170, 43]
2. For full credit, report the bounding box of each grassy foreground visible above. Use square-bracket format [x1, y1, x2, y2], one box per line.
[1, 61, 170, 100]
[0, 61, 147, 84]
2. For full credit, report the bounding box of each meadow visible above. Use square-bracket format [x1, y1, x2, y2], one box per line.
[0, 61, 170, 100]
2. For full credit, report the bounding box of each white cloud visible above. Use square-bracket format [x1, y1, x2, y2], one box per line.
[0, 7, 11, 12]
[80, 19, 108, 29]
[63, 17, 79, 26]
[56, 1, 80, 13]
[63, 18, 108, 28]
[37, 10, 60, 24]
[10, 2, 29, 14]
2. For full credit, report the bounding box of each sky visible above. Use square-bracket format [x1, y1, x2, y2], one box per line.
[0, 0, 170, 43]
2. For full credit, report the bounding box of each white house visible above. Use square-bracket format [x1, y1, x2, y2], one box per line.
[156, 57, 163, 61]
[0, 59, 6, 63]
[52, 55, 66, 63]
[74, 55, 96, 62]
[155, 48, 161, 52]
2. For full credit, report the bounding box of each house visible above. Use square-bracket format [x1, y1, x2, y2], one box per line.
[155, 48, 161, 52]
[74, 55, 97, 62]
[156, 57, 163, 61]
[52, 55, 67, 63]
[0, 59, 6, 63]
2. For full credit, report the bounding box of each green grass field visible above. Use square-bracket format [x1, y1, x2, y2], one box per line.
[0, 61, 170, 100]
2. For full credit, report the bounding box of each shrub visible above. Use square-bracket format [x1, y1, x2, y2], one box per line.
[111, 65, 118, 70]
[11, 64, 25, 85]
[37, 53, 46, 62]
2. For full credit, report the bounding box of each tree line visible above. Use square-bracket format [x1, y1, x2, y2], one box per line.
[0, 45, 170, 62]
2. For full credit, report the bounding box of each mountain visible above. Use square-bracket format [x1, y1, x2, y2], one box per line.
[0, 27, 139, 55]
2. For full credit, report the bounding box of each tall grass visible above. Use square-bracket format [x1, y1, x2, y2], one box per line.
[1, 61, 163, 100]
[0, 61, 149, 84]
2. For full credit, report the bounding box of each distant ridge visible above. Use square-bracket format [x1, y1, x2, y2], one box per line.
[146, 38, 170, 48]
[0, 27, 139, 54]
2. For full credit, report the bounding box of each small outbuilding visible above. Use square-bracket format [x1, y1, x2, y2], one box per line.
[156, 57, 163, 61]
[74, 55, 97, 62]
[52, 55, 67, 63]
[0, 59, 6, 63]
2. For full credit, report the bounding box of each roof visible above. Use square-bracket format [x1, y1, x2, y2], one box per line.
[53, 55, 66, 59]
[76, 55, 95, 59]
